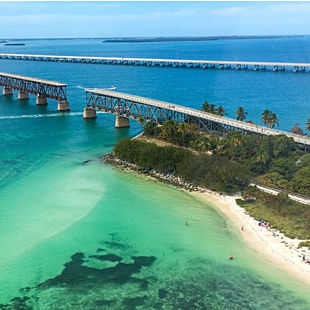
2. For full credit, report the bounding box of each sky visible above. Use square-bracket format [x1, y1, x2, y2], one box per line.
[1, 1, 310, 39]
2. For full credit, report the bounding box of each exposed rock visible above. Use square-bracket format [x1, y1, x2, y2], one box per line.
[101, 152, 206, 193]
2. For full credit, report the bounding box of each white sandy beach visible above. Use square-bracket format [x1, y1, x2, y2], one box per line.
[193, 190, 310, 286]
[107, 151, 310, 287]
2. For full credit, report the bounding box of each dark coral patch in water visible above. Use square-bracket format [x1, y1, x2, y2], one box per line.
[89, 254, 122, 262]
[96, 248, 106, 253]
[132, 256, 156, 267]
[122, 296, 147, 310]
[0, 296, 32, 310]
[94, 299, 116, 306]
[37, 252, 157, 289]
[158, 288, 168, 299]
[104, 241, 130, 250]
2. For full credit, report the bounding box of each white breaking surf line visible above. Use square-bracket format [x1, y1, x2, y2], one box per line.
[0, 112, 83, 120]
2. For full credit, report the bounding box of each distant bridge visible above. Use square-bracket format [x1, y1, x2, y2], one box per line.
[0, 72, 70, 111]
[84, 88, 310, 147]
[1, 53, 310, 72]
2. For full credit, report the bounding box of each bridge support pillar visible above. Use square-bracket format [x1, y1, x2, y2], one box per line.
[58, 100, 70, 111]
[115, 116, 130, 128]
[18, 91, 29, 100]
[3, 87, 13, 95]
[83, 107, 97, 119]
[36, 95, 47, 105]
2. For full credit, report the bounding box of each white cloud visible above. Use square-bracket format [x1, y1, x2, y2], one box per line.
[1, 3, 310, 38]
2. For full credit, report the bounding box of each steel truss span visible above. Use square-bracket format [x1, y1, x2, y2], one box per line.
[85, 88, 310, 147]
[1, 53, 310, 73]
[0, 72, 67, 100]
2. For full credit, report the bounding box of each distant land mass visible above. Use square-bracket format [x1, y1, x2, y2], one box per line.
[4, 43, 26, 46]
[102, 35, 303, 43]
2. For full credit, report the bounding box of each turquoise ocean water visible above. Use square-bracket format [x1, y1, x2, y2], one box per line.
[1, 37, 310, 309]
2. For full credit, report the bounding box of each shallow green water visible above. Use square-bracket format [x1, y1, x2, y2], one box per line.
[1, 38, 310, 309]
[1, 150, 310, 309]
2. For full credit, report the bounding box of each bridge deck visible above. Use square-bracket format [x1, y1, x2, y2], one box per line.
[0, 72, 67, 87]
[86, 88, 310, 146]
[1, 53, 310, 70]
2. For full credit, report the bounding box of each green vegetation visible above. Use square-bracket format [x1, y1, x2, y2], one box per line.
[298, 241, 310, 248]
[235, 106, 247, 121]
[237, 187, 310, 240]
[114, 138, 250, 193]
[143, 120, 310, 196]
[261, 109, 280, 128]
[201, 101, 226, 116]
[202, 101, 310, 134]
[144, 120, 217, 151]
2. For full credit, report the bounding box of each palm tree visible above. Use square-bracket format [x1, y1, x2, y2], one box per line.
[268, 112, 280, 128]
[202, 101, 216, 114]
[161, 120, 178, 142]
[137, 116, 145, 129]
[209, 104, 216, 114]
[202, 101, 210, 112]
[177, 122, 187, 146]
[235, 107, 247, 121]
[216, 105, 225, 116]
[261, 109, 271, 126]
[306, 118, 310, 132]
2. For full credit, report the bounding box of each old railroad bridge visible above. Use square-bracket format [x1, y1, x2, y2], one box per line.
[0, 72, 70, 111]
[1, 53, 310, 72]
[83, 88, 310, 147]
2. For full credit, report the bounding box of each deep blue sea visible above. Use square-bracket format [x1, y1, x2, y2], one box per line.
[0, 37, 310, 309]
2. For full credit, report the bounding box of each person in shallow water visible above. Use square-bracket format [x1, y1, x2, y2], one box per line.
[229, 254, 234, 260]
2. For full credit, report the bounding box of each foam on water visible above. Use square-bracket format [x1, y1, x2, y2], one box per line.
[0, 112, 83, 120]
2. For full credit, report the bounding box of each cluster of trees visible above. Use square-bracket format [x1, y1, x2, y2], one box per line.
[143, 120, 217, 151]
[141, 120, 310, 196]
[201, 101, 226, 116]
[114, 138, 250, 193]
[201, 101, 310, 134]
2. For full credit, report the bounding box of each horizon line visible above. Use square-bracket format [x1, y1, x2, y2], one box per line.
[1, 34, 309, 41]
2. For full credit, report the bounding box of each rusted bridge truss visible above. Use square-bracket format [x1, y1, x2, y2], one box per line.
[0, 73, 67, 100]
[85, 88, 310, 146]
[86, 90, 231, 134]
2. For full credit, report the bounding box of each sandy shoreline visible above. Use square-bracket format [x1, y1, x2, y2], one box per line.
[102, 152, 310, 286]
[192, 190, 310, 286]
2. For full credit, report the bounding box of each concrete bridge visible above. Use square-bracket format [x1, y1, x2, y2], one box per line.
[1, 53, 310, 73]
[84, 88, 310, 147]
[0, 72, 70, 111]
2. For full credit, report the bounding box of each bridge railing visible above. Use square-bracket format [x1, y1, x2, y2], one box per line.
[1, 53, 310, 72]
[0, 73, 67, 100]
[85, 88, 310, 146]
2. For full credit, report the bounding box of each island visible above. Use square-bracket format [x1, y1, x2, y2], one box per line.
[4, 43, 26, 46]
[102, 35, 301, 43]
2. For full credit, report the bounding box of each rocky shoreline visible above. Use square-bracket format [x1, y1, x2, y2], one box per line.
[102, 151, 310, 283]
[102, 152, 208, 193]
